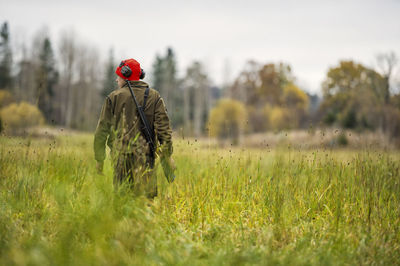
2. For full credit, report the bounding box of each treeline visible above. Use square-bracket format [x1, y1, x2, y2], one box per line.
[0, 21, 399, 141]
[0, 22, 218, 135]
[0, 22, 104, 131]
[208, 57, 400, 144]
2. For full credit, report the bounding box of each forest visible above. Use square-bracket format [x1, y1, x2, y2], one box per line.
[1, 21, 399, 147]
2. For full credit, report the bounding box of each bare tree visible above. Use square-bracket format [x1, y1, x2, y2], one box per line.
[13, 28, 48, 105]
[58, 29, 77, 127]
[377, 51, 398, 103]
[77, 44, 101, 130]
[184, 61, 210, 137]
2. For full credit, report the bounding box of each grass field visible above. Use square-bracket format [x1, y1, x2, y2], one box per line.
[0, 134, 399, 265]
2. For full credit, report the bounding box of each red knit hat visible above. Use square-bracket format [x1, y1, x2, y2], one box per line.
[115, 58, 142, 81]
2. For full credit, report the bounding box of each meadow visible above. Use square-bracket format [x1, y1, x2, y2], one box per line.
[0, 133, 399, 265]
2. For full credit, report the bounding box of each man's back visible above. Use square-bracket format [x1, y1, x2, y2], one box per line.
[94, 80, 173, 163]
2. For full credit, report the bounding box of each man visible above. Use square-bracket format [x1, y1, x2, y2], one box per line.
[94, 58, 174, 198]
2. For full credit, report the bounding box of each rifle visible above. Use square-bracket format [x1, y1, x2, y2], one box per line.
[126, 80, 175, 182]
[126, 80, 155, 159]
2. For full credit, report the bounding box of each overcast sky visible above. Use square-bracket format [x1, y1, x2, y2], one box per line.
[1, 0, 400, 94]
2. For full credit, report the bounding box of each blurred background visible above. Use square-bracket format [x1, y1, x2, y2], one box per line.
[0, 0, 399, 148]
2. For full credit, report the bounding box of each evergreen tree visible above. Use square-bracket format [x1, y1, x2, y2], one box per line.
[151, 47, 181, 128]
[152, 54, 163, 93]
[102, 49, 117, 97]
[36, 37, 58, 122]
[0, 22, 13, 90]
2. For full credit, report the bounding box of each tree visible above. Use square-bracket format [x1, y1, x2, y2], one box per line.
[229, 60, 259, 104]
[35, 37, 58, 123]
[208, 99, 247, 145]
[58, 29, 77, 127]
[68, 43, 101, 130]
[257, 63, 293, 106]
[102, 48, 117, 97]
[228, 61, 261, 131]
[0, 22, 13, 90]
[151, 47, 182, 128]
[229, 61, 303, 132]
[163, 48, 177, 111]
[262, 83, 309, 131]
[376, 51, 398, 103]
[152, 55, 163, 93]
[320, 60, 386, 129]
[282, 83, 309, 127]
[183, 61, 210, 137]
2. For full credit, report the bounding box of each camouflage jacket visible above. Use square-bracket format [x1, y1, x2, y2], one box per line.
[94, 80, 173, 162]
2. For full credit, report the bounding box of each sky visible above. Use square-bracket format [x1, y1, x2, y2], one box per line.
[1, 0, 400, 94]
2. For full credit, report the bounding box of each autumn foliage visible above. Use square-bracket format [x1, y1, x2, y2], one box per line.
[0, 102, 44, 134]
[228, 62, 309, 133]
[208, 99, 247, 145]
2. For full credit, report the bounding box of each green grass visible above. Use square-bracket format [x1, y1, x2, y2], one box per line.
[0, 134, 399, 265]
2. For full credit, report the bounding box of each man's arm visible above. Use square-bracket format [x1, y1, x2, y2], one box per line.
[154, 94, 175, 182]
[94, 97, 113, 165]
[154, 95, 173, 157]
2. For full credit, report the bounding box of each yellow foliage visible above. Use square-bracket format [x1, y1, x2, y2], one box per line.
[0, 90, 14, 108]
[208, 99, 247, 143]
[282, 83, 309, 111]
[0, 102, 45, 134]
[264, 105, 291, 130]
[263, 83, 309, 131]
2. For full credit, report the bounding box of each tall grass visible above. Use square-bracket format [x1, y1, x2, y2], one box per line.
[0, 134, 399, 265]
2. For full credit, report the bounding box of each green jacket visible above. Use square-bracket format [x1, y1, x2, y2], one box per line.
[94, 80, 173, 162]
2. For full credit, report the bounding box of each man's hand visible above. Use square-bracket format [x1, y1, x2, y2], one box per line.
[169, 157, 176, 171]
[161, 156, 176, 183]
[96, 161, 104, 175]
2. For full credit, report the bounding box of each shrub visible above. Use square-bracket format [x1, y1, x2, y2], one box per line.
[0, 90, 14, 108]
[208, 99, 247, 145]
[381, 106, 400, 141]
[0, 102, 45, 135]
[264, 105, 296, 131]
[341, 109, 357, 129]
[337, 132, 348, 146]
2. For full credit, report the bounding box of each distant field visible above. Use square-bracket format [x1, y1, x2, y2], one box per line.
[0, 134, 399, 265]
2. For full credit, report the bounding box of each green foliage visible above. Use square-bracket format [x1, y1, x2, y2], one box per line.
[320, 60, 389, 130]
[0, 22, 13, 90]
[36, 37, 58, 122]
[341, 109, 357, 129]
[0, 135, 399, 265]
[323, 111, 336, 125]
[322, 61, 385, 99]
[208, 99, 247, 144]
[0, 102, 44, 134]
[337, 132, 348, 146]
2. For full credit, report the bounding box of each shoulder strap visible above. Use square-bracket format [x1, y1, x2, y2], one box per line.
[143, 86, 150, 108]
